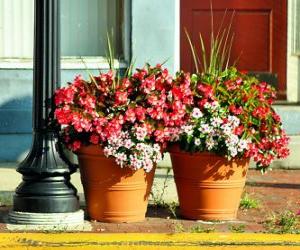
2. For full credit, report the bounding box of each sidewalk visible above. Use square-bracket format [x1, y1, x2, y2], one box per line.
[0, 167, 299, 234]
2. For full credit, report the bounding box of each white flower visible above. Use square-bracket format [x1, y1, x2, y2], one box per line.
[237, 140, 249, 152]
[210, 101, 219, 110]
[135, 126, 148, 141]
[194, 138, 201, 146]
[228, 147, 238, 157]
[206, 137, 216, 150]
[153, 144, 161, 152]
[199, 123, 212, 134]
[204, 102, 211, 109]
[211, 117, 223, 127]
[182, 125, 194, 135]
[144, 159, 153, 172]
[228, 115, 240, 127]
[123, 139, 134, 149]
[115, 152, 127, 167]
[221, 124, 232, 135]
[192, 108, 203, 119]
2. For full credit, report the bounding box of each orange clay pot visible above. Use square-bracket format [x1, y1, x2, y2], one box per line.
[169, 145, 249, 221]
[76, 145, 155, 223]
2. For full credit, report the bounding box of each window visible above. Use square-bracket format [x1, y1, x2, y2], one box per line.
[0, 0, 129, 64]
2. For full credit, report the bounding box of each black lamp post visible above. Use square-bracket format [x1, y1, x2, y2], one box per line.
[10, 0, 82, 223]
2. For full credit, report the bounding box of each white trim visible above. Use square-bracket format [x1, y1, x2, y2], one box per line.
[173, 0, 180, 74]
[287, 0, 300, 102]
[0, 57, 128, 70]
[123, 0, 131, 62]
[291, 0, 300, 55]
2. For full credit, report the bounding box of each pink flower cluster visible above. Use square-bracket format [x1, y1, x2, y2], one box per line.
[54, 65, 193, 171]
[128, 66, 193, 146]
[246, 132, 290, 167]
[54, 64, 290, 172]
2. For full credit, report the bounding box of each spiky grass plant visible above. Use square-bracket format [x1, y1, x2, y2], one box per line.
[185, 10, 236, 76]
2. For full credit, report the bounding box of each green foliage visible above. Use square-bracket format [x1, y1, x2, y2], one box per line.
[150, 168, 179, 218]
[150, 168, 171, 206]
[190, 225, 216, 233]
[0, 192, 12, 206]
[239, 193, 260, 210]
[174, 223, 185, 233]
[264, 211, 300, 234]
[228, 224, 246, 233]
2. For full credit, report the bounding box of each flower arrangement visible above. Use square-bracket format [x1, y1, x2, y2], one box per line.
[54, 64, 192, 172]
[174, 68, 289, 171]
[173, 20, 290, 172]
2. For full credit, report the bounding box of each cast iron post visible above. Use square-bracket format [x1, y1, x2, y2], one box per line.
[9, 0, 83, 223]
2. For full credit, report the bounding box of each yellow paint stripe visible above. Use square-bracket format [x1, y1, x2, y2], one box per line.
[1, 233, 300, 250]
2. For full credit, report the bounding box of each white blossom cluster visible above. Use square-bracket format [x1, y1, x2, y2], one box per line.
[180, 105, 249, 158]
[103, 130, 162, 172]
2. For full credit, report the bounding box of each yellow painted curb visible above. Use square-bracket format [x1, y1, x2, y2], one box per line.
[1, 233, 300, 250]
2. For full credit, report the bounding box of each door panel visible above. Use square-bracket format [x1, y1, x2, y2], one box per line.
[180, 0, 287, 98]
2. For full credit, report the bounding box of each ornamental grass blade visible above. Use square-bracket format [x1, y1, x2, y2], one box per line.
[225, 33, 235, 70]
[124, 57, 136, 78]
[106, 31, 115, 71]
[80, 57, 98, 88]
[199, 33, 207, 72]
[106, 30, 118, 89]
[185, 28, 199, 73]
[220, 11, 235, 71]
[214, 28, 228, 74]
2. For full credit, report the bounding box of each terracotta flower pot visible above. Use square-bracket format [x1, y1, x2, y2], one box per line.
[76, 145, 155, 223]
[169, 145, 249, 221]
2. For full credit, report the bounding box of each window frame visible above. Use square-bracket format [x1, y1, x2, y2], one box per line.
[0, 0, 131, 69]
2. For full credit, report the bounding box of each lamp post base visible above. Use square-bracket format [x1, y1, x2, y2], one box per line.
[8, 210, 84, 225]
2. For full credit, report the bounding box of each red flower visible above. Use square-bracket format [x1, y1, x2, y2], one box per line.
[172, 87, 183, 100]
[197, 83, 213, 98]
[197, 98, 209, 108]
[229, 104, 243, 115]
[234, 125, 244, 136]
[70, 140, 81, 151]
[135, 106, 146, 121]
[89, 134, 99, 144]
[125, 108, 136, 123]
[115, 91, 128, 106]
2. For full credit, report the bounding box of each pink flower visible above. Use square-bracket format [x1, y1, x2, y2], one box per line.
[71, 114, 92, 132]
[141, 75, 156, 93]
[135, 106, 146, 121]
[89, 134, 100, 144]
[154, 129, 165, 142]
[115, 91, 128, 106]
[197, 83, 213, 98]
[54, 106, 72, 124]
[234, 125, 244, 136]
[125, 108, 136, 123]
[70, 140, 81, 151]
[229, 105, 243, 115]
[54, 87, 75, 105]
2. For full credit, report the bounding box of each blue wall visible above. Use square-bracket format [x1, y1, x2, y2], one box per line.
[131, 0, 177, 74]
[0, 69, 108, 162]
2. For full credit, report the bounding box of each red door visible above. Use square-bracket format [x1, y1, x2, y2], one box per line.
[180, 0, 287, 99]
